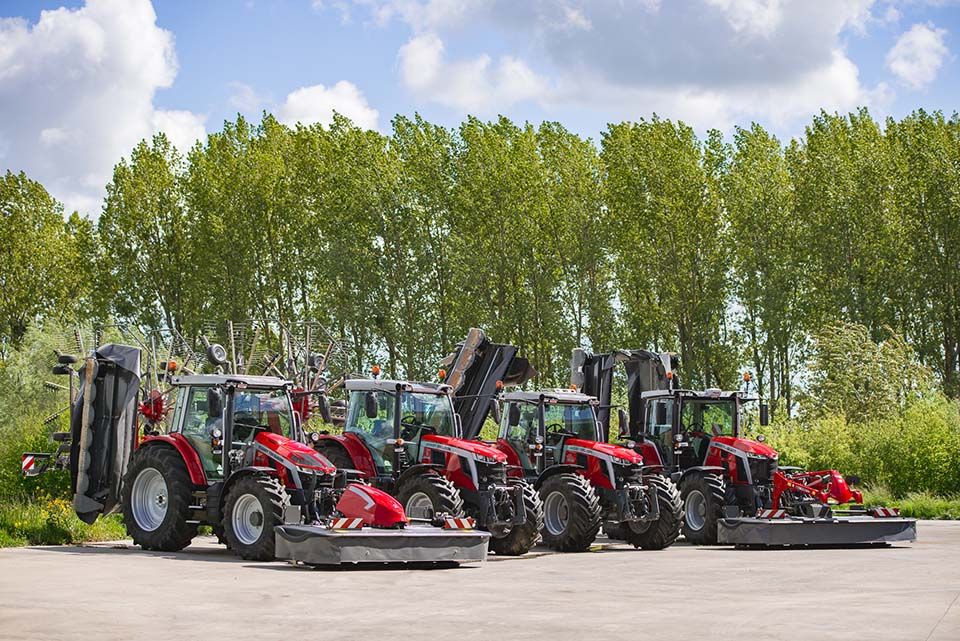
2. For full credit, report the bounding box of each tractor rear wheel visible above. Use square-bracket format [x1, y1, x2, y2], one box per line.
[621, 476, 682, 550]
[121, 446, 197, 552]
[487, 481, 543, 556]
[680, 472, 726, 545]
[539, 473, 601, 552]
[397, 473, 464, 520]
[223, 474, 286, 561]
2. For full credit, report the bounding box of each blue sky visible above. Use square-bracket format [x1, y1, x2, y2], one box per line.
[1, 0, 959, 214]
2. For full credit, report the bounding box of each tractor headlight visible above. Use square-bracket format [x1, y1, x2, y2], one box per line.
[474, 454, 501, 465]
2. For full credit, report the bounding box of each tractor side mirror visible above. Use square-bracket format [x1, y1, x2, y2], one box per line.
[759, 403, 769, 426]
[208, 388, 223, 417]
[656, 403, 667, 425]
[318, 394, 332, 423]
[617, 408, 629, 439]
[508, 403, 521, 427]
[490, 398, 502, 424]
[364, 392, 379, 419]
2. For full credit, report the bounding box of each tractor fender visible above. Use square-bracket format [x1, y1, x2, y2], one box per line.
[219, 466, 278, 510]
[138, 434, 207, 487]
[396, 463, 446, 488]
[674, 465, 725, 485]
[533, 464, 583, 490]
[314, 433, 377, 478]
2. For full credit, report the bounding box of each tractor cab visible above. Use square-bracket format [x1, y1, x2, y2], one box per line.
[168, 375, 306, 480]
[498, 390, 602, 474]
[639, 388, 758, 472]
[342, 379, 462, 479]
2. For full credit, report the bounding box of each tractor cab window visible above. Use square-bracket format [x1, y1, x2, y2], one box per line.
[503, 403, 539, 471]
[180, 386, 223, 478]
[399, 392, 456, 439]
[542, 403, 599, 442]
[680, 399, 735, 465]
[345, 390, 396, 473]
[646, 398, 675, 464]
[232, 388, 294, 443]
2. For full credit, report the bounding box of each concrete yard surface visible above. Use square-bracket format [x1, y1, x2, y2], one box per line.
[1, 520, 958, 641]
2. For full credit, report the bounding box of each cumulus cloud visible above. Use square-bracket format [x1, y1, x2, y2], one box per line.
[276, 81, 379, 130]
[329, 0, 892, 132]
[228, 82, 270, 113]
[886, 22, 949, 89]
[398, 33, 549, 111]
[0, 0, 205, 215]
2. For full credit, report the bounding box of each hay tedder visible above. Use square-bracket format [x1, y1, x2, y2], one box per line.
[23, 336, 488, 566]
[572, 348, 917, 547]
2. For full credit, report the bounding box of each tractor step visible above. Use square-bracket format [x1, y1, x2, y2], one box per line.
[274, 524, 490, 566]
[718, 515, 917, 547]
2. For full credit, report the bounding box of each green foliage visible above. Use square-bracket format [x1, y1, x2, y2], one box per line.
[862, 487, 960, 520]
[0, 498, 126, 547]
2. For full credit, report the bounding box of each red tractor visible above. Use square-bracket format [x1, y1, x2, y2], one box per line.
[440, 329, 680, 551]
[572, 348, 917, 546]
[313, 377, 543, 556]
[25, 344, 488, 565]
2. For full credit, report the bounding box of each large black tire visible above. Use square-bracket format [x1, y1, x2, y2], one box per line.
[539, 473, 602, 552]
[621, 476, 683, 550]
[121, 446, 197, 552]
[223, 474, 286, 561]
[487, 481, 544, 556]
[679, 472, 726, 545]
[397, 473, 465, 520]
[603, 522, 625, 540]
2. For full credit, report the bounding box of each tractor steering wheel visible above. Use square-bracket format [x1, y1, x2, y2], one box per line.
[545, 422, 576, 445]
[400, 414, 435, 441]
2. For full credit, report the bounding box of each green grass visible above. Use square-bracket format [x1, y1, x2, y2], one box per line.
[0, 497, 127, 547]
[862, 486, 960, 520]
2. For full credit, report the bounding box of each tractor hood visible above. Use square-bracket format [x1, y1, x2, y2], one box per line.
[255, 432, 336, 474]
[712, 435, 778, 459]
[565, 438, 643, 465]
[422, 433, 508, 463]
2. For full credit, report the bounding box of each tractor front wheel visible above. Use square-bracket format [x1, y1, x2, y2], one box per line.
[121, 446, 197, 551]
[539, 473, 601, 552]
[621, 476, 682, 550]
[223, 474, 286, 561]
[397, 473, 464, 520]
[680, 472, 726, 545]
[487, 481, 543, 556]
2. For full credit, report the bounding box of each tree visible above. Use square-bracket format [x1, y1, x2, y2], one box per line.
[0, 171, 84, 352]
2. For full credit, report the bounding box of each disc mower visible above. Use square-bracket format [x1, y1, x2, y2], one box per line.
[24, 344, 488, 566]
[571, 348, 917, 547]
[312, 374, 543, 555]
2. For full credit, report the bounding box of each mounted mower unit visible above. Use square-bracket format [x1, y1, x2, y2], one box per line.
[442, 328, 681, 551]
[25, 344, 488, 566]
[313, 377, 543, 555]
[572, 348, 917, 547]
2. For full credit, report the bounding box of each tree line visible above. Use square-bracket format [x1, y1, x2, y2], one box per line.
[2, 107, 959, 416]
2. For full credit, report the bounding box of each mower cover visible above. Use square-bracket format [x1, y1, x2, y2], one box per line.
[718, 513, 917, 547]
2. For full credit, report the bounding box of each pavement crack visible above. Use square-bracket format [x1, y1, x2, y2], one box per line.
[925, 590, 960, 641]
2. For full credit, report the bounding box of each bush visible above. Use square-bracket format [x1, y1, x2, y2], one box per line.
[862, 486, 960, 520]
[0, 495, 126, 547]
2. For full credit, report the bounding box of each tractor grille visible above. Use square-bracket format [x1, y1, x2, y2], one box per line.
[479, 462, 507, 487]
[749, 457, 776, 484]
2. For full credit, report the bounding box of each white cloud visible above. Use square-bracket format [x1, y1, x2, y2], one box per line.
[151, 109, 206, 153]
[886, 22, 949, 89]
[398, 33, 549, 111]
[0, 0, 205, 215]
[334, 0, 893, 133]
[276, 81, 379, 130]
[228, 81, 269, 113]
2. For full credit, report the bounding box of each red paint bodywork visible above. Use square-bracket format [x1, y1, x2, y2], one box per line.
[419, 434, 507, 492]
[255, 431, 336, 474]
[140, 433, 207, 486]
[336, 483, 407, 527]
[493, 439, 526, 478]
[314, 433, 378, 478]
[561, 438, 642, 490]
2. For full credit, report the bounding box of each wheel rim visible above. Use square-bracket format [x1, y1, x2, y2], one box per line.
[405, 492, 435, 520]
[131, 468, 168, 532]
[544, 491, 569, 536]
[232, 494, 265, 545]
[685, 489, 706, 531]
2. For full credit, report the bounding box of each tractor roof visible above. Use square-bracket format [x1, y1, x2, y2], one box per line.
[502, 389, 598, 404]
[345, 379, 452, 395]
[171, 374, 291, 388]
[640, 388, 758, 401]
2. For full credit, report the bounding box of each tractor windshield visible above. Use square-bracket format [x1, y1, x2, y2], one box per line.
[544, 402, 600, 440]
[680, 400, 735, 438]
[232, 388, 295, 441]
